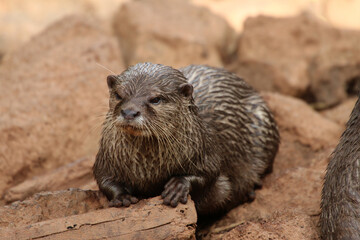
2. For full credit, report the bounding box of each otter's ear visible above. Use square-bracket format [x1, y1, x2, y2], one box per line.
[178, 83, 193, 98]
[107, 75, 118, 90]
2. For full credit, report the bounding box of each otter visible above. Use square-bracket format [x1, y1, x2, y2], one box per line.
[320, 93, 360, 239]
[93, 63, 280, 217]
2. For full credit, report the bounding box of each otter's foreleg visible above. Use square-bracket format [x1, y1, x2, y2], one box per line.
[161, 175, 234, 216]
[161, 176, 204, 207]
[98, 179, 139, 207]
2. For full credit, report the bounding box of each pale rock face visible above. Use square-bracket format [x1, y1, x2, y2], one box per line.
[112, 0, 237, 68]
[321, 97, 358, 128]
[0, 15, 124, 197]
[237, 13, 360, 105]
[193, 0, 360, 32]
[0, 0, 128, 56]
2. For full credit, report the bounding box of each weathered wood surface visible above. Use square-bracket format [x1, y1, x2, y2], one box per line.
[0, 190, 197, 240]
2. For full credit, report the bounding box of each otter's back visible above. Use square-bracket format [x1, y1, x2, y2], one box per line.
[180, 65, 279, 178]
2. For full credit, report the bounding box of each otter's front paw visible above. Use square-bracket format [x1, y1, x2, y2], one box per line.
[109, 194, 139, 207]
[161, 177, 190, 207]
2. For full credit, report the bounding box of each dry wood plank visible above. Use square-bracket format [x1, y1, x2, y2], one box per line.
[0, 196, 196, 240]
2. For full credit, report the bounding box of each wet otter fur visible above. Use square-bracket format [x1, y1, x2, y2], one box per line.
[93, 62, 280, 217]
[320, 92, 360, 239]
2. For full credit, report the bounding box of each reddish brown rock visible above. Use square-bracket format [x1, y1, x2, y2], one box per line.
[308, 47, 360, 107]
[193, 0, 360, 32]
[227, 60, 286, 92]
[113, 0, 237, 68]
[0, 15, 124, 198]
[262, 92, 340, 176]
[262, 92, 341, 152]
[238, 13, 327, 96]
[238, 13, 360, 101]
[3, 157, 96, 203]
[321, 97, 357, 128]
[0, 0, 129, 58]
[0, 189, 197, 240]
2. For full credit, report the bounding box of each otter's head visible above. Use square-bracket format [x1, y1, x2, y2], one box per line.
[106, 63, 195, 137]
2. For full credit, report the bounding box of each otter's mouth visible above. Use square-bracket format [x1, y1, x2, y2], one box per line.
[120, 125, 144, 136]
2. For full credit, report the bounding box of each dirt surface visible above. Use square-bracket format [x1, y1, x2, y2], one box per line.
[1, 0, 360, 239]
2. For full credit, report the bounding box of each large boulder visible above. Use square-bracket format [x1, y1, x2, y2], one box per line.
[227, 60, 286, 93]
[308, 46, 360, 107]
[238, 13, 329, 96]
[262, 92, 341, 152]
[238, 13, 360, 105]
[193, 0, 360, 33]
[262, 92, 341, 176]
[0, 0, 128, 58]
[321, 97, 357, 128]
[0, 15, 124, 199]
[113, 0, 237, 68]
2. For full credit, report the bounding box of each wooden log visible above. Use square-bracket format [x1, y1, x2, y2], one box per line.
[0, 190, 196, 240]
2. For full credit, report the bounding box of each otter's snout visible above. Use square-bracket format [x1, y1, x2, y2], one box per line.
[121, 109, 141, 120]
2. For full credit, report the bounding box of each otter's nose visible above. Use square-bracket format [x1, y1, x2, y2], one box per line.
[121, 109, 141, 120]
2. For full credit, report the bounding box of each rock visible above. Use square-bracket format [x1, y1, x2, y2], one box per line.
[3, 157, 96, 203]
[238, 13, 326, 96]
[321, 97, 357, 128]
[0, 189, 197, 240]
[0, 15, 124, 198]
[262, 92, 340, 176]
[193, 0, 360, 33]
[227, 60, 286, 92]
[262, 92, 342, 152]
[113, 0, 237, 68]
[0, 0, 94, 56]
[192, 0, 320, 32]
[0, 0, 127, 57]
[238, 13, 360, 101]
[308, 46, 360, 108]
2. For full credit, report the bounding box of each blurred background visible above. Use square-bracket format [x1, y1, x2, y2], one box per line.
[1, 0, 360, 55]
[1, 0, 360, 238]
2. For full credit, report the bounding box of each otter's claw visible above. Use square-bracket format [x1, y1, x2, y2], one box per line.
[109, 194, 139, 207]
[161, 177, 190, 207]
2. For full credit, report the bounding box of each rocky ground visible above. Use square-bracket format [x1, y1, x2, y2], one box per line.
[1, 0, 360, 239]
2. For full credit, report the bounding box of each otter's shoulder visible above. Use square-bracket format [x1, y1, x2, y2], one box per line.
[179, 65, 254, 93]
[179, 65, 231, 78]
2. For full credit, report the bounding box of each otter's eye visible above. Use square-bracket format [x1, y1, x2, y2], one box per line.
[149, 97, 162, 105]
[114, 92, 122, 101]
